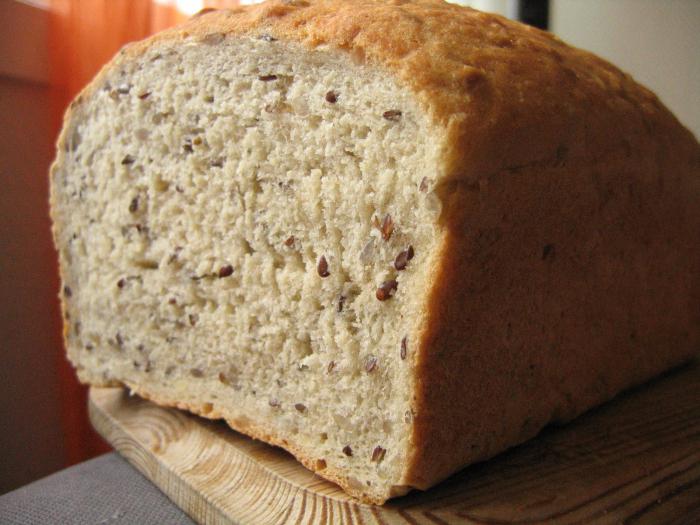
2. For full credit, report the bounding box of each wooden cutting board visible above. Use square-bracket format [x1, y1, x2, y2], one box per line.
[89, 361, 700, 525]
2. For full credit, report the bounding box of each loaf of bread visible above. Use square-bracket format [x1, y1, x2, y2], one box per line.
[51, 0, 699, 504]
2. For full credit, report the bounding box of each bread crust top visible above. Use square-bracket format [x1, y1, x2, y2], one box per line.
[102, 0, 695, 188]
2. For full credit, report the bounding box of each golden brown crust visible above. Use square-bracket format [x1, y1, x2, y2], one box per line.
[54, 0, 700, 503]
[408, 137, 700, 488]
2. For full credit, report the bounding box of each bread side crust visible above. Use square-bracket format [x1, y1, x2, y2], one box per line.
[405, 135, 700, 489]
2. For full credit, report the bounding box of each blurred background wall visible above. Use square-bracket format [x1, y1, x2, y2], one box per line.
[0, 0, 65, 495]
[0, 0, 193, 495]
[0, 0, 698, 495]
[551, 0, 700, 140]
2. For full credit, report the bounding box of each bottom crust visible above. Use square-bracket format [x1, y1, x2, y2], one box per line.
[99, 378, 410, 505]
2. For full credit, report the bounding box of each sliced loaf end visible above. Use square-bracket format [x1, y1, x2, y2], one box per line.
[51, 33, 446, 503]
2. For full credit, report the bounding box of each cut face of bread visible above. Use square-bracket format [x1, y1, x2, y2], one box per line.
[52, 36, 443, 502]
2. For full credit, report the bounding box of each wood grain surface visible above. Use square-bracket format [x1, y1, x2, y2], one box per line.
[89, 361, 700, 525]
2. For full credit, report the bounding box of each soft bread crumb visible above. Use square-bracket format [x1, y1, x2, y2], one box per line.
[52, 35, 443, 502]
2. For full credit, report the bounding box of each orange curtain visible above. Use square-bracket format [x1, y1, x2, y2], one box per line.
[48, 0, 240, 467]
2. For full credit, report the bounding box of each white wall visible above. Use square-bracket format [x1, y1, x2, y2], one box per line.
[551, 0, 700, 139]
[450, 0, 517, 18]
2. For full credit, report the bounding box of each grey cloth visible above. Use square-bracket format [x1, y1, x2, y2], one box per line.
[0, 453, 195, 524]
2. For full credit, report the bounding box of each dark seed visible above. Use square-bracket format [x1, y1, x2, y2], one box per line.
[258, 74, 278, 82]
[284, 235, 295, 247]
[190, 368, 204, 378]
[327, 360, 335, 374]
[115, 333, 124, 348]
[188, 314, 198, 326]
[294, 403, 306, 412]
[337, 295, 346, 313]
[138, 92, 151, 100]
[379, 214, 394, 241]
[183, 143, 193, 154]
[382, 110, 402, 121]
[342, 445, 353, 456]
[371, 446, 386, 462]
[542, 244, 555, 260]
[400, 336, 407, 360]
[317, 256, 330, 278]
[376, 280, 398, 301]
[168, 297, 177, 305]
[419, 177, 429, 192]
[394, 248, 411, 270]
[168, 247, 183, 264]
[325, 90, 338, 104]
[269, 398, 281, 408]
[63, 286, 72, 298]
[117, 278, 126, 289]
[121, 155, 135, 165]
[365, 355, 378, 373]
[218, 265, 234, 278]
[128, 197, 139, 213]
